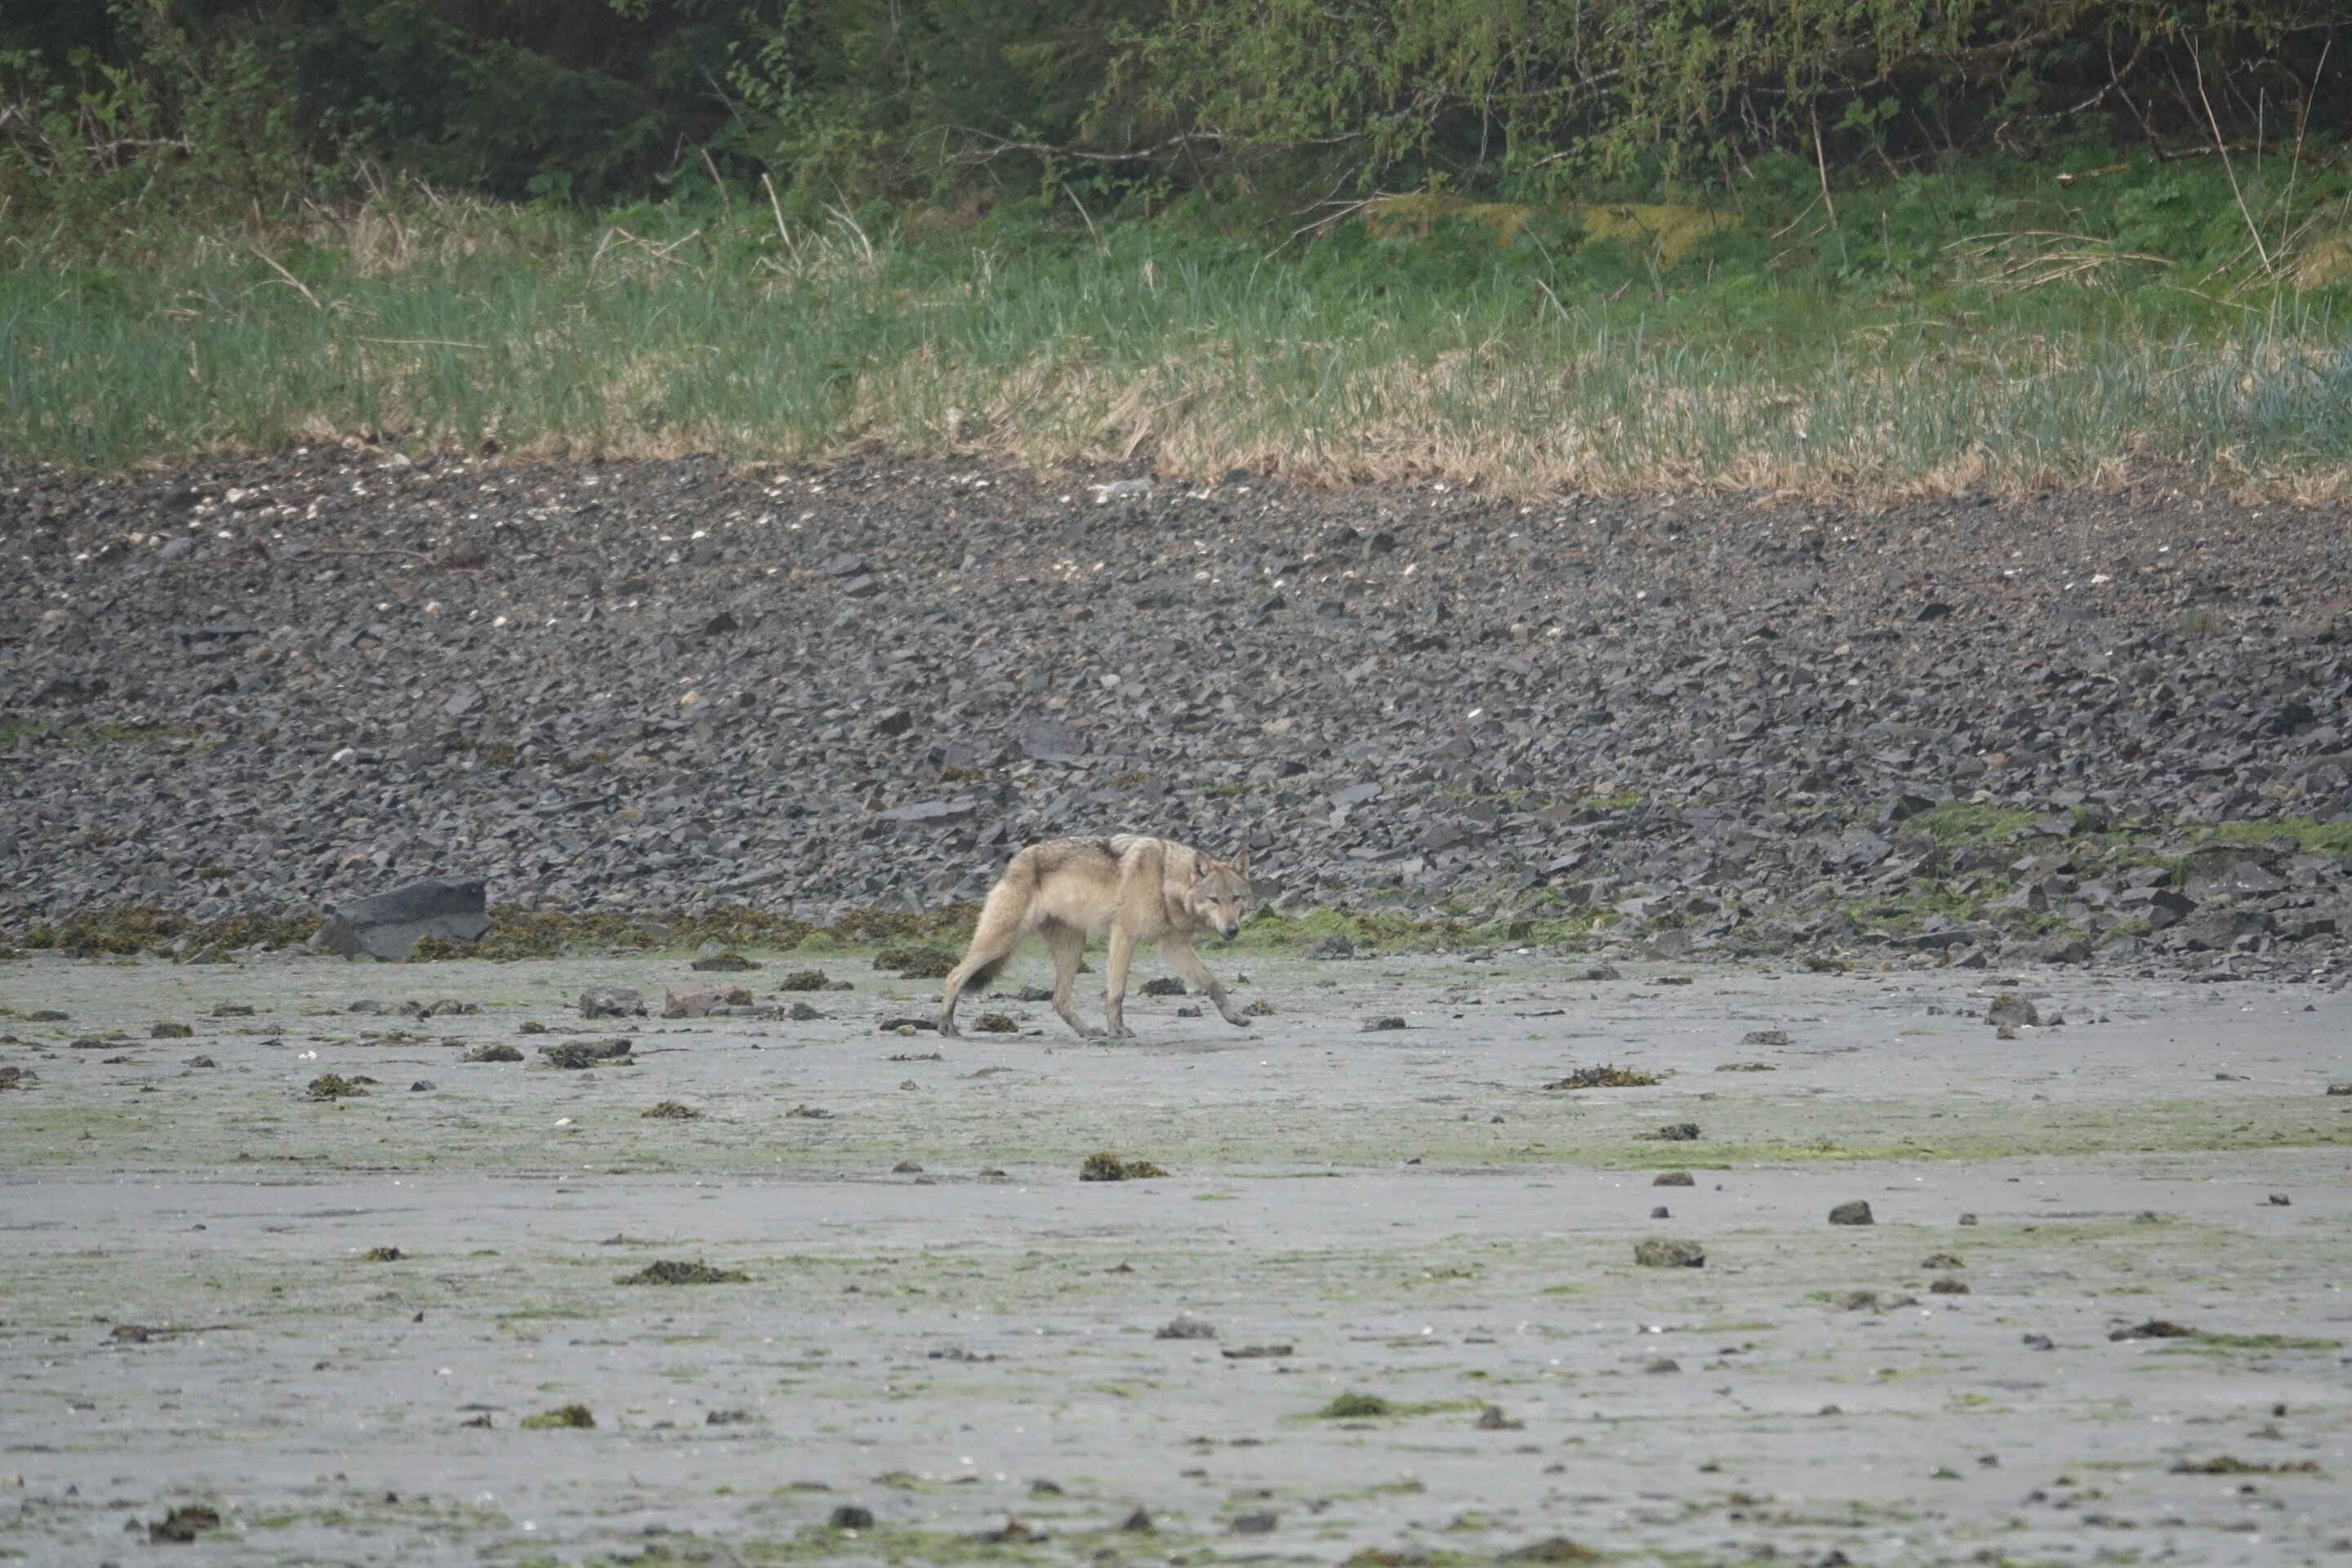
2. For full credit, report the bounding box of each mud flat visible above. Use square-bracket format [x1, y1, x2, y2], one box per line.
[2, 947, 2350, 1565]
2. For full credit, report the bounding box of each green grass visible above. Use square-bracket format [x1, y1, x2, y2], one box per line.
[1904, 802, 2040, 846]
[2200, 817, 2352, 858]
[4, 144, 2350, 492]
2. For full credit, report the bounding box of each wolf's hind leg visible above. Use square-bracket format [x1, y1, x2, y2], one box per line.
[1162, 937, 1250, 1027]
[1042, 919, 1102, 1039]
[938, 915, 1024, 1038]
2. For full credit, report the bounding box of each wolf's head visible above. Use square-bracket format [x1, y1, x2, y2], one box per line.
[1184, 849, 1252, 941]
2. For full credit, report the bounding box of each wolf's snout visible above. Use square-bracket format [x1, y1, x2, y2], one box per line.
[1219, 921, 1240, 940]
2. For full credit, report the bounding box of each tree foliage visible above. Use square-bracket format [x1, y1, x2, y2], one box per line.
[2, 0, 2344, 231]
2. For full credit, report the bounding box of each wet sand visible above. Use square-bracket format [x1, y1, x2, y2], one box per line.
[3, 948, 2348, 1564]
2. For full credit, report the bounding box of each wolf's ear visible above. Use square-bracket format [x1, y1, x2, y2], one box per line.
[1193, 851, 1209, 877]
[1230, 848, 1250, 876]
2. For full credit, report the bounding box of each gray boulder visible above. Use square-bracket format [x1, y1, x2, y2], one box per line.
[581, 987, 648, 1019]
[310, 876, 490, 960]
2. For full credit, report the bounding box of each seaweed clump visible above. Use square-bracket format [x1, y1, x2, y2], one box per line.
[875, 945, 958, 978]
[1542, 1064, 1658, 1089]
[305, 1073, 373, 1099]
[618, 1259, 750, 1285]
[520, 1404, 596, 1429]
[1080, 1152, 1168, 1182]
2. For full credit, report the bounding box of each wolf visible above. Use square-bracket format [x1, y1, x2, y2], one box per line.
[937, 835, 1254, 1040]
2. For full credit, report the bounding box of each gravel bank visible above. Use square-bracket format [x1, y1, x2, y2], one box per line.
[6, 448, 2351, 974]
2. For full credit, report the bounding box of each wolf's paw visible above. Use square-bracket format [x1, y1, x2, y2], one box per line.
[936, 1020, 961, 1039]
[1071, 1022, 1107, 1040]
[1223, 1010, 1253, 1028]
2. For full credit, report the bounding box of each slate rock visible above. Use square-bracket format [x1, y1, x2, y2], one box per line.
[1020, 718, 1085, 764]
[1829, 1200, 1875, 1225]
[2186, 859, 2287, 899]
[310, 876, 490, 961]
[581, 987, 647, 1018]
[666, 985, 753, 1018]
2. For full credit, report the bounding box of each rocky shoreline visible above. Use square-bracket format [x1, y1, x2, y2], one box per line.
[5, 446, 2350, 978]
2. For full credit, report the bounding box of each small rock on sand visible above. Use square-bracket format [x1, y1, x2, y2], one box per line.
[666, 985, 752, 1018]
[1653, 1170, 1695, 1186]
[1633, 1237, 1704, 1267]
[1829, 1200, 1875, 1225]
[2109, 1318, 2196, 1340]
[1986, 993, 2040, 1027]
[580, 987, 646, 1018]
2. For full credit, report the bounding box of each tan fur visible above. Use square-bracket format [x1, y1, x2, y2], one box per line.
[938, 835, 1254, 1040]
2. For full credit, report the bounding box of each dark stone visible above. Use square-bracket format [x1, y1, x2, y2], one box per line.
[1985, 993, 2039, 1027]
[873, 797, 978, 825]
[310, 876, 490, 961]
[1021, 718, 1085, 763]
[1879, 792, 1936, 822]
[541, 1040, 634, 1069]
[1633, 1237, 1704, 1267]
[580, 986, 647, 1018]
[1829, 1200, 1874, 1225]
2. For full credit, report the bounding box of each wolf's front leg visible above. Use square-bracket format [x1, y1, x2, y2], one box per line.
[1162, 937, 1251, 1027]
[1102, 924, 1138, 1039]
